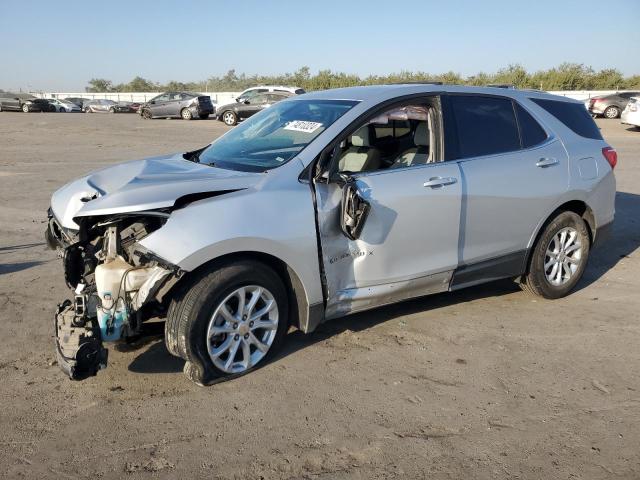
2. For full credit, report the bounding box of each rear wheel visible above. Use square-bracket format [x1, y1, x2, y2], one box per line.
[181, 108, 193, 120]
[222, 110, 237, 126]
[521, 211, 590, 299]
[165, 260, 289, 385]
[604, 106, 620, 119]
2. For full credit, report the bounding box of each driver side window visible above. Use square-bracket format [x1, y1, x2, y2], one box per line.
[336, 101, 439, 174]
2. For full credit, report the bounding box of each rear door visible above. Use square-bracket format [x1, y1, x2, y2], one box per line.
[314, 97, 462, 318]
[445, 94, 569, 287]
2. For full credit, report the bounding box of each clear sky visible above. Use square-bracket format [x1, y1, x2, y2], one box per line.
[1, 0, 638, 92]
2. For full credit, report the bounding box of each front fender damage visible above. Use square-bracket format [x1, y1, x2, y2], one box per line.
[50, 212, 181, 380]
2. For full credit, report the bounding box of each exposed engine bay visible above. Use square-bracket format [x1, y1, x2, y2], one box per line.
[47, 210, 181, 380]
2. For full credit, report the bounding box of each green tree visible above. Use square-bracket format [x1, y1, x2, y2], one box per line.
[86, 78, 113, 92]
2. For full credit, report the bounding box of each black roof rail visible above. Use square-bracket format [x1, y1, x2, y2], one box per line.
[386, 81, 444, 86]
[486, 83, 516, 89]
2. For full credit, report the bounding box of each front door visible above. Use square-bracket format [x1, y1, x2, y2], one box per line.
[313, 98, 462, 319]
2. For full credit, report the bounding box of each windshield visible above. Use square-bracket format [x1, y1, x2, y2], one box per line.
[197, 99, 358, 171]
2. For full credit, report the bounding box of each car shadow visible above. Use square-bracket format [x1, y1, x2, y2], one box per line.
[126, 191, 639, 377]
[0, 260, 48, 275]
[0, 242, 45, 254]
[577, 191, 640, 290]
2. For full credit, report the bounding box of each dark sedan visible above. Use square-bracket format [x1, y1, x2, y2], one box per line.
[139, 92, 214, 120]
[216, 92, 293, 126]
[0, 94, 52, 112]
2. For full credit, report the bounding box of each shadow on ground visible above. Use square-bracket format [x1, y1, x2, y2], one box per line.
[126, 191, 640, 377]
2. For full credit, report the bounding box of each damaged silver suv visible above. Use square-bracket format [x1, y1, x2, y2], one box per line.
[47, 85, 616, 385]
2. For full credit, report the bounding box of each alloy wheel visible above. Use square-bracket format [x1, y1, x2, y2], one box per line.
[223, 111, 236, 125]
[544, 227, 583, 286]
[604, 106, 619, 119]
[206, 285, 279, 374]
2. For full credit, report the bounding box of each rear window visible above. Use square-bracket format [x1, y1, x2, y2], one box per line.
[514, 103, 547, 148]
[450, 95, 520, 158]
[531, 98, 602, 140]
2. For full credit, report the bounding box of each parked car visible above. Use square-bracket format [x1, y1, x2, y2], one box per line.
[84, 99, 133, 113]
[139, 92, 214, 120]
[47, 85, 616, 385]
[621, 96, 640, 129]
[585, 91, 640, 118]
[216, 91, 293, 125]
[236, 85, 305, 103]
[45, 98, 82, 112]
[0, 93, 50, 112]
[64, 97, 93, 109]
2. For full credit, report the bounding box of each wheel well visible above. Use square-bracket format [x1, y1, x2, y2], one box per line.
[168, 251, 307, 331]
[525, 200, 595, 272]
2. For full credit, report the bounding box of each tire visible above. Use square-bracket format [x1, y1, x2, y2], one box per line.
[603, 106, 620, 119]
[198, 113, 209, 120]
[221, 110, 237, 126]
[84, 107, 91, 113]
[141, 109, 152, 119]
[165, 260, 289, 386]
[108, 107, 116, 113]
[22, 104, 30, 113]
[181, 108, 193, 120]
[520, 211, 590, 299]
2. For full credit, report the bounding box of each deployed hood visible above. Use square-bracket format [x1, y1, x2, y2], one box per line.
[51, 153, 262, 229]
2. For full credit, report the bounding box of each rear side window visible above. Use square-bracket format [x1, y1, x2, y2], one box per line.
[450, 95, 520, 158]
[514, 103, 547, 148]
[531, 98, 602, 140]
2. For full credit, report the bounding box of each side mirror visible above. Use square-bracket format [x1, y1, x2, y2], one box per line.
[149, 100, 155, 105]
[244, 100, 250, 105]
[339, 178, 370, 240]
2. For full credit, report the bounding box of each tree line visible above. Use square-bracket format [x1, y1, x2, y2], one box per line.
[86, 64, 640, 93]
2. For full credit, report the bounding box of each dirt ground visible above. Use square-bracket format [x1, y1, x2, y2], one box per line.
[0, 112, 639, 480]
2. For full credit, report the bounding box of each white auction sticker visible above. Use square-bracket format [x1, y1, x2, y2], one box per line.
[284, 120, 323, 133]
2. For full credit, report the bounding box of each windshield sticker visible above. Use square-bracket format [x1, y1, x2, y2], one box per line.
[284, 120, 323, 133]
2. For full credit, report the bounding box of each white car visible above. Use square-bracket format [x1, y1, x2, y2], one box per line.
[621, 97, 640, 129]
[46, 99, 81, 113]
[236, 85, 305, 103]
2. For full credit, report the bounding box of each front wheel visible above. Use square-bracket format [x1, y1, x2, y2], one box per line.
[22, 104, 30, 113]
[141, 109, 152, 119]
[60, 108, 66, 113]
[603, 106, 620, 119]
[521, 211, 590, 299]
[181, 108, 193, 120]
[222, 110, 237, 126]
[108, 107, 116, 113]
[165, 261, 289, 385]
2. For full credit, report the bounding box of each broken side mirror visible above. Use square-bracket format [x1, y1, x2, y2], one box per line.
[340, 178, 370, 241]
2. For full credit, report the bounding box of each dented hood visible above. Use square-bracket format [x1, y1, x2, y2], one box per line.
[50, 153, 262, 229]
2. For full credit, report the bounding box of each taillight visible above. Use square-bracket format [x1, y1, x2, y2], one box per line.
[602, 147, 617, 170]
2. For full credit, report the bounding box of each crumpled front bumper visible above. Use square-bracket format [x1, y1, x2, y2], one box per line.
[55, 299, 108, 380]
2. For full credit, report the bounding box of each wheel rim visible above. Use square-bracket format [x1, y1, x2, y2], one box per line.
[182, 109, 191, 119]
[544, 227, 583, 286]
[223, 112, 235, 125]
[605, 107, 618, 118]
[206, 285, 279, 374]
[22, 105, 29, 112]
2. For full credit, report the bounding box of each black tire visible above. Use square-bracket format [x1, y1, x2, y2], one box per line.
[165, 260, 289, 385]
[198, 113, 210, 120]
[84, 107, 91, 113]
[60, 108, 66, 113]
[108, 107, 116, 113]
[141, 109, 152, 119]
[603, 106, 620, 119]
[221, 110, 237, 126]
[180, 108, 193, 120]
[521, 211, 590, 299]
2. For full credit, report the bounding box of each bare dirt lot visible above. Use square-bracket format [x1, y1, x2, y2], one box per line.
[1, 112, 639, 479]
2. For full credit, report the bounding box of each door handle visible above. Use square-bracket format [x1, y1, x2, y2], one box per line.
[536, 157, 559, 168]
[423, 176, 457, 188]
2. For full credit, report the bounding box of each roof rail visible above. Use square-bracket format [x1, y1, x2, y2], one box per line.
[387, 81, 444, 86]
[486, 83, 516, 89]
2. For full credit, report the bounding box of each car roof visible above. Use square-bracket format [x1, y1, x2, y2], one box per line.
[294, 84, 581, 105]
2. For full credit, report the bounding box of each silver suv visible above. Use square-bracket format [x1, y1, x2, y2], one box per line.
[47, 85, 616, 385]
